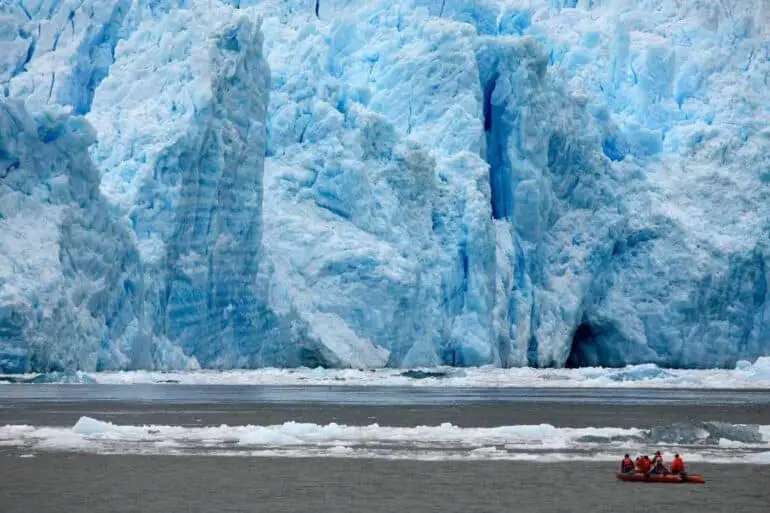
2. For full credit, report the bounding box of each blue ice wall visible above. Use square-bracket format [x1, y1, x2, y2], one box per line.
[1, 0, 273, 371]
[247, 0, 769, 368]
[87, 1, 272, 368]
[1, 0, 769, 371]
[0, 99, 193, 372]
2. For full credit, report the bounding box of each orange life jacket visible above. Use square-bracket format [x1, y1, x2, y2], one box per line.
[671, 457, 685, 473]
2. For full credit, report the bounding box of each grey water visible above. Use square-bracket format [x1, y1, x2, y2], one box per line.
[2, 385, 770, 429]
[2, 385, 770, 512]
[1, 452, 769, 513]
[2, 384, 770, 406]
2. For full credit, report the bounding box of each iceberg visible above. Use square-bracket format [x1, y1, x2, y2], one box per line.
[1, 0, 768, 371]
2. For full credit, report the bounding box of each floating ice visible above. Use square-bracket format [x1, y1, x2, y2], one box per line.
[27, 371, 97, 384]
[11, 359, 770, 388]
[2, 416, 770, 463]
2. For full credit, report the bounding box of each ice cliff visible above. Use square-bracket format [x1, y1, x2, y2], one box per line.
[1, 0, 768, 372]
[1, 0, 270, 370]
[0, 100, 192, 371]
[88, 3, 271, 368]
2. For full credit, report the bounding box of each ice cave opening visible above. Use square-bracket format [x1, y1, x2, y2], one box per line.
[565, 322, 600, 368]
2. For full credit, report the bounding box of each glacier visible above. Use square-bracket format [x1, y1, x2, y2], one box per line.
[0, 0, 768, 372]
[0, 99, 192, 371]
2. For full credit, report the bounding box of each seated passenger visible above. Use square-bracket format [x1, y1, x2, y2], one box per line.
[670, 454, 685, 475]
[620, 454, 635, 473]
[649, 451, 668, 475]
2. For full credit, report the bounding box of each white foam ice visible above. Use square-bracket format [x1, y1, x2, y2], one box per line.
[65, 416, 647, 449]
[30, 357, 770, 388]
[1, 416, 770, 464]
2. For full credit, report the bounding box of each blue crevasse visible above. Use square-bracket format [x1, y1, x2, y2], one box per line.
[4, 0, 132, 115]
[1, 0, 769, 371]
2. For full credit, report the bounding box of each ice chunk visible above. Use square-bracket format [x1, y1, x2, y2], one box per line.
[72, 416, 114, 435]
[28, 371, 97, 384]
[2, 415, 769, 464]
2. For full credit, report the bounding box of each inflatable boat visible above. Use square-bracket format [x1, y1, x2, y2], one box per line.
[616, 472, 705, 484]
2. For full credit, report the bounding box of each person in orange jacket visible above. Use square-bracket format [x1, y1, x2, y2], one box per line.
[634, 456, 642, 472]
[640, 455, 652, 473]
[670, 454, 685, 475]
[620, 454, 635, 473]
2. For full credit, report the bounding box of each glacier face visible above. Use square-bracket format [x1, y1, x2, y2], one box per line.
[87, 2, 271, 368]
[1, 0, 769, 371]
[0, 99, 192, 372]
[1, 0, 271, 371]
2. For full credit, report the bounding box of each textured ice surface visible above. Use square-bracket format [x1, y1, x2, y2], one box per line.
[3, 0, 131, 114]
[1, 0, 269, 371]
[1, 0, 769, 371]
[0, 99, 193, 372]
[255, 1, 496, 368]
[250, 0, 623, 368]
[250, 0, 770, 368]
[87, 1, 271, 368]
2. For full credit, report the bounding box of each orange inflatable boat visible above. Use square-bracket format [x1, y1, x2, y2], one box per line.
[616, 472, 705, 484]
